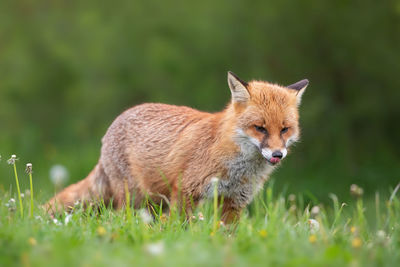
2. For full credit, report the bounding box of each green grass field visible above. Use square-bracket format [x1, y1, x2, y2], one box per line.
[1, 160, 400, 267]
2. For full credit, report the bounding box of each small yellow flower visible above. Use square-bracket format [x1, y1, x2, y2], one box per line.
[350, 226, 357, 234]
[259, 229, 268, 238]
[96, 226, 107, 237]
[28, 237, 37, 246]
[159, 214, 168, 223]
[210, 231, 215, 237]
[309, 234, 317, 244]
[352, 237, 362, 248]
[111, 232, 119, 241]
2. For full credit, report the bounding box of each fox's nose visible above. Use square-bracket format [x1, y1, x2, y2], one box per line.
[272, 150, 283, 159]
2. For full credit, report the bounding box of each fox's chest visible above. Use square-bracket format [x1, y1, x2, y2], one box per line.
[203, 153, 275, 207]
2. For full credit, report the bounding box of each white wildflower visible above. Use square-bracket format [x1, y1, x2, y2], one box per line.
[198, 212, 204, 221]
[20, 193, 24, 198]
[145, 241, 165, 256]
[308, 219, 320, 234]
[376, 230, 389, 245]
[377, 230, 386, 239]
[53, 218, 62, 226]
[49, 164, 69, 187]
[73, 201, 81, 208]
[139, 209, 153, 224]
[5, 198, 16, 211]
[64, 213, 72, 225]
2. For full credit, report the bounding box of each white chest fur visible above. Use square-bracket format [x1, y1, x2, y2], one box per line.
[202, 147, 275, 208]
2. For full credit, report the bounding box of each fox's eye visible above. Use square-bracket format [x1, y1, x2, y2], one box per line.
[281, 127, 289, 134]
[254, 125, 268, 134]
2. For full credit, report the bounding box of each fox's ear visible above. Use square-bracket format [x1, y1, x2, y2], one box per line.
[227, 71, 250, 103]
[287, 79, 309, 105]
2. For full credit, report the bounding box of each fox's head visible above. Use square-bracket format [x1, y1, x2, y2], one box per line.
[227, 71, 308, 166]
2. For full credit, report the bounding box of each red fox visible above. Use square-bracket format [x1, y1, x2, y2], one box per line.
[46, 72, 308, 222]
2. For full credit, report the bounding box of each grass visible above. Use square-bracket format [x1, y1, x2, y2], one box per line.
[0, 158, 399, 266]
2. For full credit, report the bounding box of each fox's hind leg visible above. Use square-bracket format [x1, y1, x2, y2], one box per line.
[45, 163, 112, 213]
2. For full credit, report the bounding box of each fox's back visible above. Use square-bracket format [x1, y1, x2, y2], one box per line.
[104, 103, 213, 151]
[99, 103, 217, 185]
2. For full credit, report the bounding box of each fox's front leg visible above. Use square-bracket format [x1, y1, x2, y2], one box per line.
[221, 198, 242, 224]
[169, 187, 194, 218]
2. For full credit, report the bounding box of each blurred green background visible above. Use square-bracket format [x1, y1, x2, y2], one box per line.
[0, 0, 399, 201]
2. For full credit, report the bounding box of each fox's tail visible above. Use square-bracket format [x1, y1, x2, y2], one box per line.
[45, 164, 106, 213]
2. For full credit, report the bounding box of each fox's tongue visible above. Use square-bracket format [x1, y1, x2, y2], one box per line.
[269, 157, 280, 164]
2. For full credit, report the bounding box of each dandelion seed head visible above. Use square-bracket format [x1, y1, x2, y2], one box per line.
[376, 230, 386, 239]
[5, 198, 16, 211]
[139, 209, 153, 224]
[52, 219, 62, 226]
[64, 213, 72, 225]
[24, 189, 31, 197]
[25, 163, 33, 174]
[7, 155, 17, 165]
[308, 219, 320, 234]
[145, 241, 165, 256]
[49, 164, 69, 186]
[5, 198, 16, 209]
[376, 230, 389, 246]
[350, 184, 364, 198]
[311, 206, 320, 217]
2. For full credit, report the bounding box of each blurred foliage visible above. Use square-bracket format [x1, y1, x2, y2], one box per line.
[0, 0, 399, 200]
